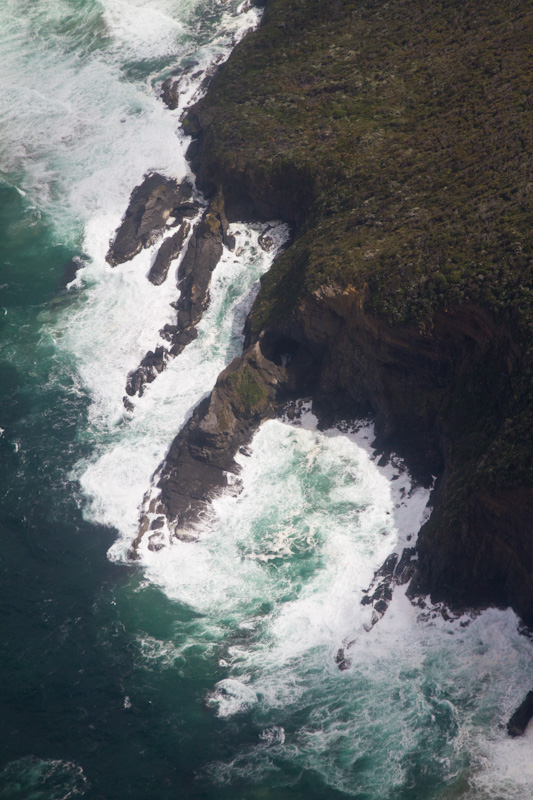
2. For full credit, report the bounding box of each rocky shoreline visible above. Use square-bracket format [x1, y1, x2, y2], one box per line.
[143, 0, 533, 632]
[106, 0, 533, 730]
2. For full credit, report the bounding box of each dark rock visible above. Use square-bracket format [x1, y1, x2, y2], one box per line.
[173, 179, 193, 203]
[175, 198, 227, 330]
[59, 256, 84, 288]
[160, 77, 181, 110]
[147, 221, 190, 286]
[123, 396, 134, 412]
[159, 324, 178, 343]
[106, 174, 189, 267]
[123, 195, 228, 400]
[335, 648, 351, 671]
[170, 201, 200, 223]
[258, 233, 273, 252]
[507, 690, 533, 737]
[148, 533, 165, 552]
[360, 547, 418, 630]
[395, 547, 418, 585]
[131, 343, 286, 546]
[169, 327, 198, 356]
[125, 346, 167, 398]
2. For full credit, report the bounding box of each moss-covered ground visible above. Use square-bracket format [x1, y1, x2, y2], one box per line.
[188, 0, 533, 491]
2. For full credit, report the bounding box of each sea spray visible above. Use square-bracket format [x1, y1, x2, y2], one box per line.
[2, 1, 533, 798]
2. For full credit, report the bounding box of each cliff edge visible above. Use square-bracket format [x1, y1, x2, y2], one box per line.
[154, 0, 533, 623]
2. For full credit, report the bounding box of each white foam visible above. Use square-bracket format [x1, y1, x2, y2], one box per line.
[16, 1, 533, 796]
[50, 222, 289, 546]
[207, 678, 259, 718]
[0, 0, 261, 241]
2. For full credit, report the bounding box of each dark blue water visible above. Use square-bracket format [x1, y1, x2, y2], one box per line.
[2, 3, 533, 799]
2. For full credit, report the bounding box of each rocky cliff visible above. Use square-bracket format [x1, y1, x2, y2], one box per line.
[152, 0, 533, 623]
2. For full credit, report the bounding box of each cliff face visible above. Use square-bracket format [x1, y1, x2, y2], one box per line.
[153, 0, 533, 622]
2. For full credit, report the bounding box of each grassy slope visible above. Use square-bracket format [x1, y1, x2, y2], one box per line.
[187, 0, 533, 491]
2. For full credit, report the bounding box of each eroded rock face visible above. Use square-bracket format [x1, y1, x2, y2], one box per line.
[144, 343, 286, 540]
[147, 221, 190, 286]
[140, 269, 533, 625]
[106, 174, 191, 267]
[160, 76, 181, 110]
[124, 195, 230, 400]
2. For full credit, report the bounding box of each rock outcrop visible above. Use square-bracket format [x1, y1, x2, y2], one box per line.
[160, 76, 181, 110]
[155, 343, 286, 535]
[147, 221, 190, 286]
[137, 0, 533, 630]
[507, 690, 533, 737]
[125, 195, 232, 400]
[106, 174, 192, 267]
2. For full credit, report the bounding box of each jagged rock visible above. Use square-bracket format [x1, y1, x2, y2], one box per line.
[160, 77, 181, 110]
[129, 343, 287, 549]
[360, 548, 418, 631]
[147, 221, 190, 286]
[335, 648, 351, 671]
[175, 197, 228, 330]
[125, 346, 167, 398]
[507, 690, 533, 737]
[123, 195, 229, 400]
[169, 328, 198, 356]
[169, 201, 200, 224]
[106, 174, 189, 267]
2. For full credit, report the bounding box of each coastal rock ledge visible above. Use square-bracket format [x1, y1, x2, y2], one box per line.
[141, 0, 533, 627]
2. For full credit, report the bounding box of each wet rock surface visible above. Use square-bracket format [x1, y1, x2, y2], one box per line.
[360, 548, 418, 630]
[160, 76, 181, 110]
[507, 690, 533, 737]
[130, 343, 287, 548]
[125, 346, 167, 398]
[106, 173, 191, 267]
[147, 221, 190, 286]
[124, 196, 229, 402]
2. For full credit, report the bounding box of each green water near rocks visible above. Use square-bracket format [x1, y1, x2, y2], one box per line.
[1, 3, 533, 799]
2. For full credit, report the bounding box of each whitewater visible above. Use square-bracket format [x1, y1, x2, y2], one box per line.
[1, 1, 533, 798]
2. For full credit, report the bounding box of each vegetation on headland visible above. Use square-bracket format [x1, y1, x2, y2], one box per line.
[186, 0, 533, 501]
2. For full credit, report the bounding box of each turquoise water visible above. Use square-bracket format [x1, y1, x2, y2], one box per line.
[2, 2, 533, 799]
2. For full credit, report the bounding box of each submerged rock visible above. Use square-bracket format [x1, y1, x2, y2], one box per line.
[59, 255, 85, 288]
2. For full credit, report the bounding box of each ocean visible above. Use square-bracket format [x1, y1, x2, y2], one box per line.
[1, 2, 533, 798]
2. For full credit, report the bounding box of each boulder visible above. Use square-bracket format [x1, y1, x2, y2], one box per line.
[507, 690, 533, 737]
[125, 346, 167, 398]
[106, 173, 188, 267]
[160, 77, 181, 110]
